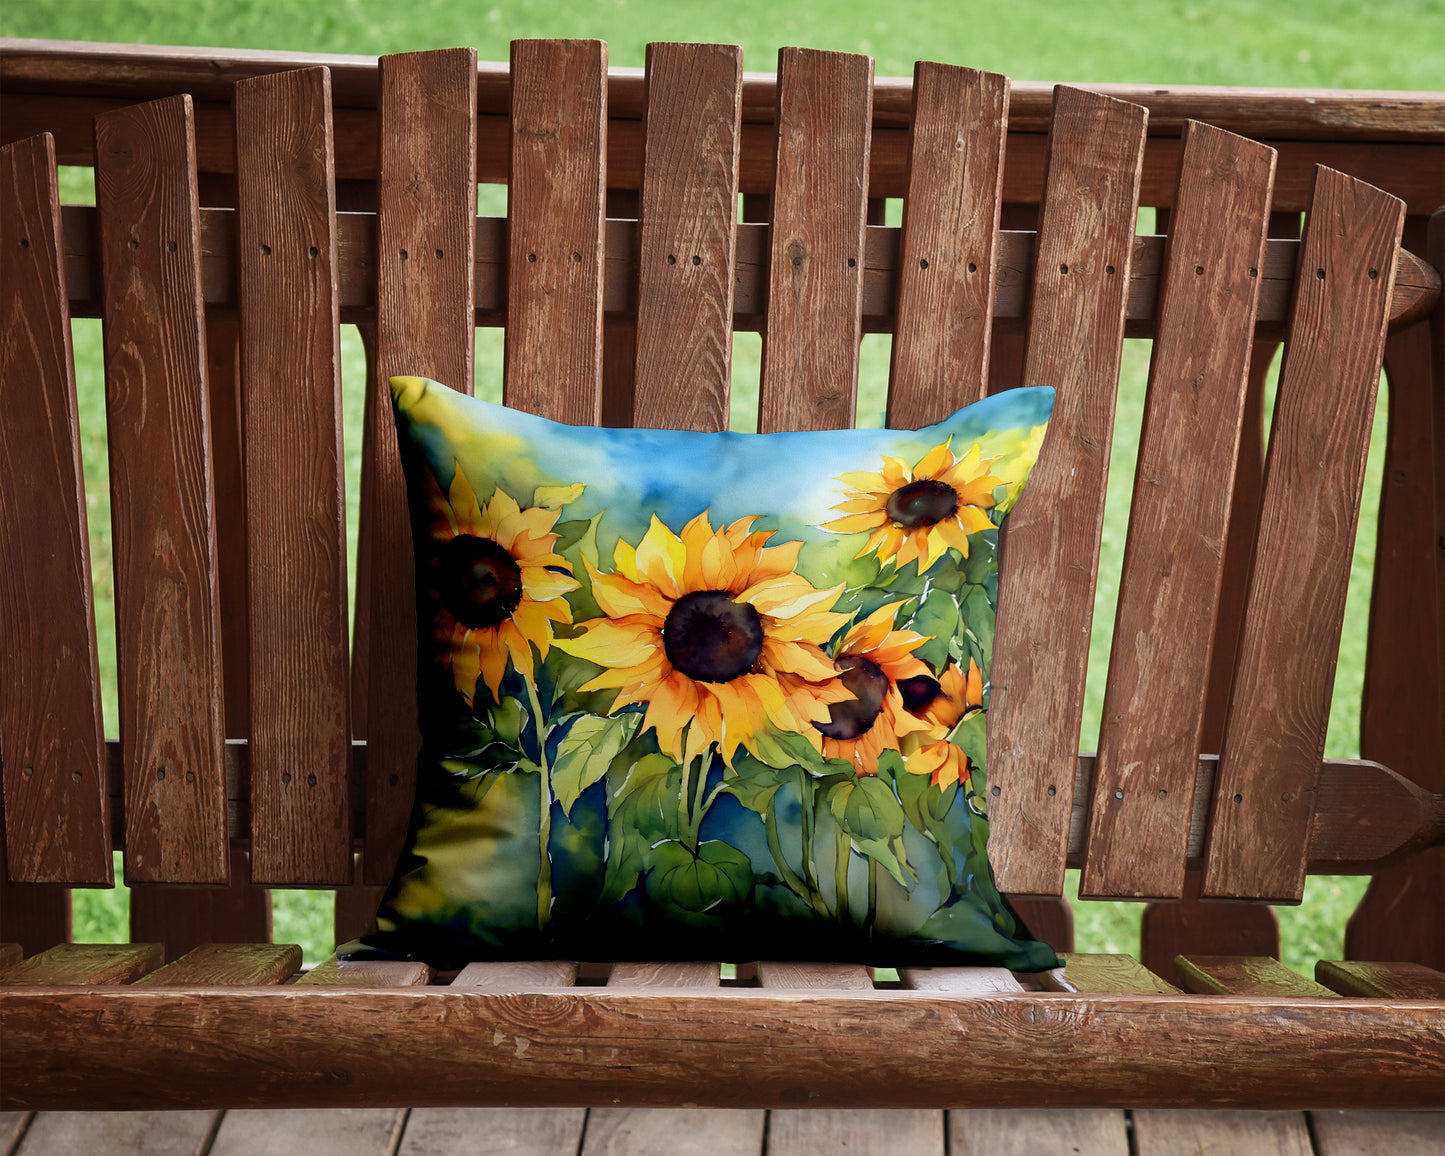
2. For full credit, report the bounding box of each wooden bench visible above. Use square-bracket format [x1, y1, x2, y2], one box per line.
[1, 37, 1443, 1121]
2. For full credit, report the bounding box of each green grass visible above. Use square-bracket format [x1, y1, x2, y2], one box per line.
[21, 0, 1439, 970]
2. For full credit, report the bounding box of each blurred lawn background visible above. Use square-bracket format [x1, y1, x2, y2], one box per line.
[6, 0, 1441, 969]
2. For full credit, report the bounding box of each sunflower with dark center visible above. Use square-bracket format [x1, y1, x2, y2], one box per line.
[555, 512, 854, 767]
[813, 603, 934, 777]
[824, 440, 1003, 571]
[900, 658, 984, 790]
[421, 462, 579, 705]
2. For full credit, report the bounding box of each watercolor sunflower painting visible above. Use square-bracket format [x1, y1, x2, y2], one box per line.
[350, 376, 1059, 971]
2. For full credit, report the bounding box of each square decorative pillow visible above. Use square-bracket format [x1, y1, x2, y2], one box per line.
[345, 376, 1059, 972]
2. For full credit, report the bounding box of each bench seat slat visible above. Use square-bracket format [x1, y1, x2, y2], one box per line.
[899, 967, 1024, 994]
[1175, 955, 1337, 997]
[452, 961, 579, 988]
[233, 67, 353, 886]
[298, 954, 432, 987]
[756, 962, 872, 990]
[0, 133, 111, 886]
[0, 942, 162, 985]
[1316, 959, 1445, 999]
[131, 942, 301, 986]
[987, 87, 1148, 897]
[1052, 952, 1181, 994]
[128, 847, 272, 962]
[1083, 122, 1276, 901]
[93, 95, 230, 886]
[1204, 167, 1407, 903]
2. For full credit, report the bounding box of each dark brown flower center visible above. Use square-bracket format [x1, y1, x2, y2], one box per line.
[815, 655, 889, 741]
[438, 535, 524, 629]
[898, 674, 943, 715]
[663, 590, 764, 683]
[886, 479, 959, 528]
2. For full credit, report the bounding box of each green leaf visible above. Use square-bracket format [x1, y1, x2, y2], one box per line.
[853, 832, 914, 888]
[551, 713, 641, 818]
[952, 710, 988, 780]
[644, 839, 754, 914]
[724, 756, 791, 815]
[826, 776, 906, 842]
[908, 587, 961, 673]
[957, 584, 996, 675]
[749, 727, 842, 777]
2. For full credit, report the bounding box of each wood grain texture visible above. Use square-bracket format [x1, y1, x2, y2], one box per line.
[128, 847, 272, 962]
[609, 962, 719, 988]
[1132, 1110, 1312, 1156]
[209, 1109, 404, 1156]
[4, 988, 1445, 1110]
[400, 1108, 587, 1156]
[1083, 123, 1275, 900]
[631, 42, 741, 432]
[14, 1110, 219, 1156]
[0, 863, 69, 956]
[1311, 1110, 1445, 1156]
[583, 1108, 763, 1156]
[0, 942, 161, 985]
[1058, 953, 1181, 994]
[504, 39, 606, 425]
[757, 48, 873, 434]
[888, 64, 1008, 426]
[452, 961, 579, 988]
[899, 967, 1024, 993]
[298, 955, 432, 987]
[986, 87, 1148, 896]
[362, 48, 477, 886]
[132, 942, 300, 986]
[93, 95, 228, 885]
[1316, 959, 1445, 998]
[770, 1110, 943, 1156]
[233, 67, 352, 885]
[951, 1109, 1128, 1156]
[1204, 167, 1407, 902]
[1347, 851, 1445, 973]
[757, 962, 872, 990]
[1175, 955, 1336, 997]
[0, 132, 110, 885]
[1139, 869, 1279, 980]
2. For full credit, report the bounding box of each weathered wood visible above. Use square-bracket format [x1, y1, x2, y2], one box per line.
[1138, 869, 1280, 981]
[209, 1109, 405, 1156]
[93, 95, 229, 886]
[987, 87, 1148, 896]
[504, 39, 606, 425]
[1175, 955, 1336, 997]
[0, 132, 110, 885]
[950, 1109, 1128, 1156]
[0, 945, 20, 968]
[298, 955, 432, 987]
[0, 943, 162, 985]
[233, 67, 352, 886]
[631, 42, 741, 432]
[362, 49, 478, 887]
[1316, 959, 1445, 999]
[757, 962, 872, 990]
[1083, 122, 1275, 900]
[1, 1112, 31, 1154]
[14, 1110, 219, 1156]
[1311, 1110, 1445, 1156]
[583, 1108, 764, 1156]
[452, 961, 578, 988]
[1132, 1111, 1312, 1156]
[887, 64, 1008, 426]
[9, 988, 1443, 1110]
[769, 1110, 943, 1156]
[128, 847, 272, 962]
[400, 1108, 588, 1156]
[899, 968, 1024, 993]
[1057, 953, 1181, 994]
[1204, 167, 1407, 902]
[132, 942, 300, 986]
[608, 962, 719, 988]
[757, 48, 873, 433]
[0, 869, 70, 957]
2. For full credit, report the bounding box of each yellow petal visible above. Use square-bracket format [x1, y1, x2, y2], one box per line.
[554, 619, 662, 667]
[634, 515, 689, 598]
[913, 440, 955, 481]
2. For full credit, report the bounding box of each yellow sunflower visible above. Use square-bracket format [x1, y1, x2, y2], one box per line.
[554, 512, 853, 767]
[824, 441, 1003, 571]
[814, 603, 934, 777]
[422, 462, 579, 705]
[898, 658, 983, 790]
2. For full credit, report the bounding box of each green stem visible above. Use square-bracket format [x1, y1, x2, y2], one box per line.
[867, 855, 878, 927]
[799, 772, 820, 900]
[688, 748, 713, 848]
[524, 679, 553, 931]
[834, 829, 852, 924]
[764, 801, 827, 916]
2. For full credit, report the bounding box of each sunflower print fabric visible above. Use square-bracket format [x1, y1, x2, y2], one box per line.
[349, 376, 1059, 971]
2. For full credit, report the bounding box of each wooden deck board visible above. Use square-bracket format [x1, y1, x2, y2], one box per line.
[14, 1111, 218, 1156]
[207, 1109, 404, 1156]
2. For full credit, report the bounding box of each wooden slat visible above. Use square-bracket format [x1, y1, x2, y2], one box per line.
[583, 1108, 764, 1156]
[951, 1109, 1128, 1156]
[400, 1108, 587, 1156]
[899, 967, 1024, 993]
[0, 132, 110, 885]
[0, 870, 69, 957]
[233, 67, 352, 886]
[14, 1111, 219, 1156]
[1175, 955, 1336, 997]
[1139, 869, 1279, 980]
[1, 1112, 31, 1154]
[1311, 1110, 1445, 1156]
[608, 962, 719, 988]
[362, 48, 477, 887]
[757, 48, 873, 434]
[630, 42, 741, 432]
[0, 942, 162, 985]
[209, 1109, 404, 1156]
[132, 942, 300, 986]
[504, 39, 606, 424]
[769, 1111, 943, 1156]
[298, 954, 432, 987]
[1316, 959, 1445, 998]
[1083, 123, 1275, 900]
[1056, 953, 1181, 994]
[1204, 167, 1407, 902]
[93, 95, 229, 885]
[986, 87, 1148, 896]
[128, 847, 272, 962]
[1132, 1111, 1312, 1156]
[888, 64, 1008, 426]
[757, 962, 872, 990]
[452, 961, 578, 988]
